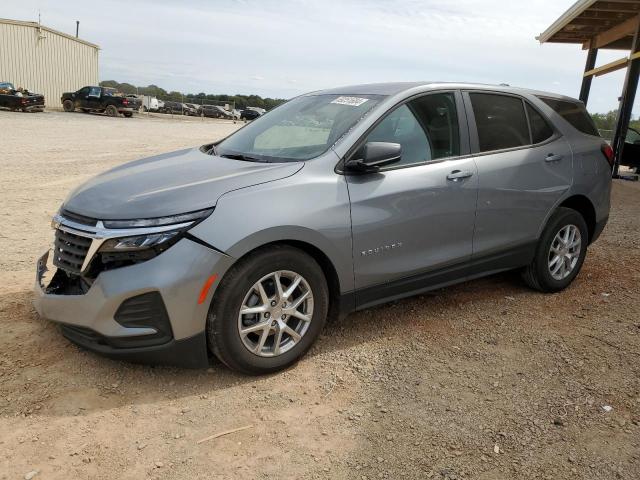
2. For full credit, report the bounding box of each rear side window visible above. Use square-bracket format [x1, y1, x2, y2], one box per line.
[538, 97, 599, 137]
[526, 103, 554, 144]
[470, 93, 530, 152]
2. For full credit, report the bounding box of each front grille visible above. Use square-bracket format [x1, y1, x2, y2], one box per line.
[53, 229, 93, 274]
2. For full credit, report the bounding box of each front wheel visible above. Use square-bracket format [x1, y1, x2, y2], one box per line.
[522, 207, 588, 292]
[207, 246, 329, 375]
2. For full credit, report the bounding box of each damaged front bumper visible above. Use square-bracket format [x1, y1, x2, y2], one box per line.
[34, 238, 234, 368]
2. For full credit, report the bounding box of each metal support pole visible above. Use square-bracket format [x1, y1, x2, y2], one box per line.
[612, 19, 640, 177]
[579, 40, 598, 105]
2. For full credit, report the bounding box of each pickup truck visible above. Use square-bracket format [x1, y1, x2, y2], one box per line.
[0, 82, 45, 112]
[61, 86, 135, 117]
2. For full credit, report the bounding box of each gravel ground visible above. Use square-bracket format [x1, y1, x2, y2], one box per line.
[0, 110, 639, 480]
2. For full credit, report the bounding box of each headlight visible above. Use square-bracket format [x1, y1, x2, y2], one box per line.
[96, 208, 213, 264]
[102, 208, 214, 229]
[99, 231, 181, 252]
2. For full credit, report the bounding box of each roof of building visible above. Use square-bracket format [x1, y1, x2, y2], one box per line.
[0, 18, 100, 49]
[537, 0, 640, 50]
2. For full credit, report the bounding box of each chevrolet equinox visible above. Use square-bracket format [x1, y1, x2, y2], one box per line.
[35, 82, 613, 374]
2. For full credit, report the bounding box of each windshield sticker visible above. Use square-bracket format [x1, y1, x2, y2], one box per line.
[331, 96, 369, 107]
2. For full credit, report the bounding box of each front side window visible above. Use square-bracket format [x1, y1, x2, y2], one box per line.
[89, 87, 101, 97]
[216, 94, 384, 162]
[363, 92, 460, 167]
[470, 93, 530, 152]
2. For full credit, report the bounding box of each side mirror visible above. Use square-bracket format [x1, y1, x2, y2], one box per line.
[345, 142, 402, 172]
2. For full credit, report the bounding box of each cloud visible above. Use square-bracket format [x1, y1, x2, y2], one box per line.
[2, 0, 630, 112]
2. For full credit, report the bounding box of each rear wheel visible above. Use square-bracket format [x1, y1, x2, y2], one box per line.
[123, 112, 133, 118]
[63, 100, 74, 112]
[207, 246, 329, 375]
[105, 105, 118, 117]
[522, 207, 588, 292]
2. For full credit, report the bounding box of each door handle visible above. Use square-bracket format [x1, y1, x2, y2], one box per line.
[545, 153, 563, 162]
[446, 170, 473, 181]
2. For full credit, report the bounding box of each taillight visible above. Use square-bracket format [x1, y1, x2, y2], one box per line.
[601, 143, 614, 169]
[122, 99, 128, 106]
[21, 98, 27, 104]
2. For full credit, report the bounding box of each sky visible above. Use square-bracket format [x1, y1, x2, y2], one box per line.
[2, 0, 629, 113]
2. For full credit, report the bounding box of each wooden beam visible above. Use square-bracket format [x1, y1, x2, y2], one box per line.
[582, 15, 640, 49]
[584, 56, 629, 77]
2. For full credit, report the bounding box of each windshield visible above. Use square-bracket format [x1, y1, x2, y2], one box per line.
[216, 94, 385, 162]
[0, 82, 15, 90]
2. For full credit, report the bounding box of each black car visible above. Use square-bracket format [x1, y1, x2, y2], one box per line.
[201, 105, 233, 119]
[240, 109, 261, 120]
[160, 101, 197, 115]
[0, 82, 45, 112]
[621, 127, 640, 171]
[61, 86, 135, 117]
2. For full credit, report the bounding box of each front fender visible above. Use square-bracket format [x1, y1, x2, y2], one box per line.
[188, 166, 354, 293]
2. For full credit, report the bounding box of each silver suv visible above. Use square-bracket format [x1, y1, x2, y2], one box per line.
[35, 82, 612, 374]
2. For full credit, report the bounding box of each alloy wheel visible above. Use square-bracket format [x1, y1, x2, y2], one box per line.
[548, 224, 581, 280]
[237, 270, 314, 357]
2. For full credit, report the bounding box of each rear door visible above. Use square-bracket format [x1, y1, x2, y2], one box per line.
[346, 91, 479, 308]
[463, 91, 573, 267]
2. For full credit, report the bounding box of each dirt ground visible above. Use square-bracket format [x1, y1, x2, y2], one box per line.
[0, 110, 639, 480]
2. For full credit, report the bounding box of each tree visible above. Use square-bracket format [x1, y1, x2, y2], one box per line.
[99, 79, 286, 110]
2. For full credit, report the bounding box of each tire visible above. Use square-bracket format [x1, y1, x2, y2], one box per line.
[522, 207, 588, 293]
[207, 245, 329, 375]
[62, 100, 74, 112]
[123, 112, 133, 118]
[81, 108, 90, 113]
[105, 105, 118, 117]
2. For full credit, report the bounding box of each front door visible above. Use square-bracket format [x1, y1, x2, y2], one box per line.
[346, 91, 478, 308]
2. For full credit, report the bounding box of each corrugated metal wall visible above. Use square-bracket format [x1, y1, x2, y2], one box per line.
[0, 21, 99, 107]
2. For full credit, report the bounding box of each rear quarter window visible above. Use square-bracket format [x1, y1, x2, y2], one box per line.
[537, 97, 600, 137]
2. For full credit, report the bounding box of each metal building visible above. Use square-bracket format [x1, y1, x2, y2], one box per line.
[0, 18, 99, 108]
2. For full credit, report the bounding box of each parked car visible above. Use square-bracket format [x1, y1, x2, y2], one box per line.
[185, 103, 202, 115]
[0, 81, 45, 112]
[61, 86, 135, 117]
[160, 101, 196, 115]
[137, 95, 159, 112]
[620, 127, 640, 171]
[240, 109, 261, 120]
[201, 105, 233, 119]
[35, 82, 611, 373]
[125, 94, 142, 111]
[246, 106, 266, 115]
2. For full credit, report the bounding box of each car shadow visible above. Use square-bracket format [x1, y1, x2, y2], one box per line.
[0, 270, 536, 418]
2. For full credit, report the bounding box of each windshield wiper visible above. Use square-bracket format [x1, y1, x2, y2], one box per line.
[219, 153, 269, 163]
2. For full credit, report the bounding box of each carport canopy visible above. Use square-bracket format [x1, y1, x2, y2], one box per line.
[537, 0, 640, 175]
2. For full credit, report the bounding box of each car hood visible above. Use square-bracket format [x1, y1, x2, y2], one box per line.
[62, 147, 303, 220]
